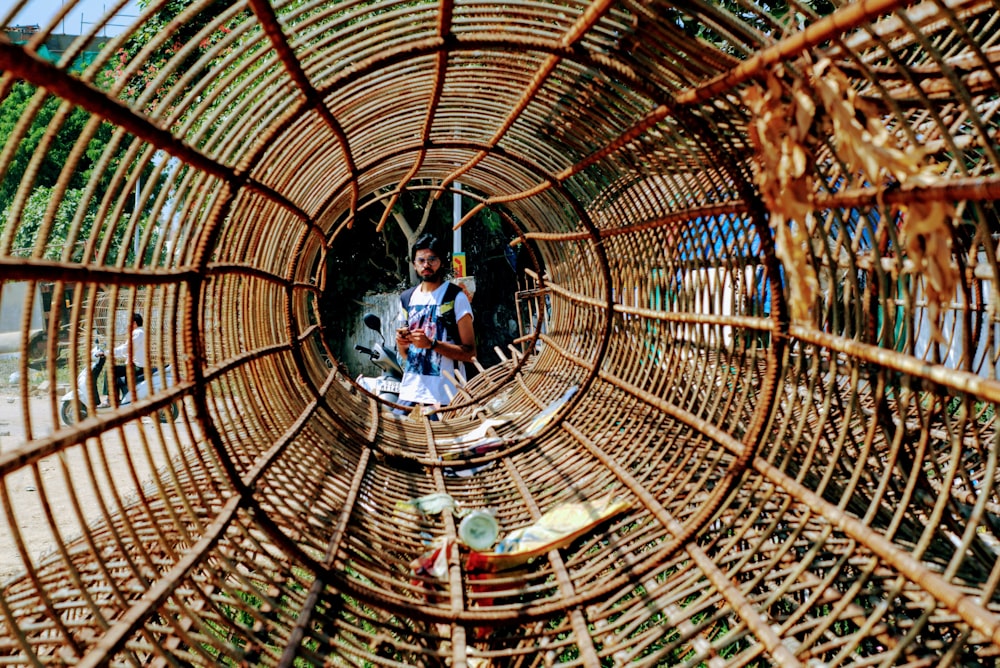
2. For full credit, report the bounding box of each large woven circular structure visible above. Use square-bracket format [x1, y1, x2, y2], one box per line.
[2, 0, 1000, 664]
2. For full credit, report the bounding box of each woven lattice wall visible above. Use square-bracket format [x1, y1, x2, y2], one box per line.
[2, 0, 1000, 665]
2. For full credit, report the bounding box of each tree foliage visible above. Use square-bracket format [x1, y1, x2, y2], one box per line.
[98, 0, 242, 104]
[0, 75, 169, 264]
[0, 82, 108, 212]
[0, 81, 127, 259]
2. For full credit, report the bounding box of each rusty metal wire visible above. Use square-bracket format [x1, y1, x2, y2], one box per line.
[1, 0, 1000, 664]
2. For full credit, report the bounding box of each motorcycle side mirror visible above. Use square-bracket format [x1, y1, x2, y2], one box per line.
[363, 313, 382, 332]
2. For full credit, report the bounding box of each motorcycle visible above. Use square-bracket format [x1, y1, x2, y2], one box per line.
[60, 349, 180, 425]
[121, 365, 180, 423]
[59, 346, 106, 425]
[354, 313, 403, 403]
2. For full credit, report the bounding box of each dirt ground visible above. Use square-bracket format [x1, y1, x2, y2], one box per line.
[0, 391, 191, 583]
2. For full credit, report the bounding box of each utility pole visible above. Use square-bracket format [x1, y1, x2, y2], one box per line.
[453, 183, 462, 255]
[452, 183, 465, 277]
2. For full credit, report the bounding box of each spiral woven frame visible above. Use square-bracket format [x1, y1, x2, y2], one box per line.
[2, 0, 1000, 665]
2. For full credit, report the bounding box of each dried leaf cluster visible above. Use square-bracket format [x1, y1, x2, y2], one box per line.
[742, 66, 819, 322]
[742, 58, 955, 329]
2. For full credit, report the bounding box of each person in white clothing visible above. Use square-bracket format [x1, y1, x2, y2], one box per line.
[99, 312, 145, 407]
[394, 234, 475, 416]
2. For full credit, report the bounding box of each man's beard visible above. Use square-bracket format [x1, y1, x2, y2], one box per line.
[420, 267, 445, 283]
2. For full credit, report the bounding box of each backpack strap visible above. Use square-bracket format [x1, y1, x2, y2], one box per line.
[439, 283, 464, 343]
[400, 286, 417, 311]
[442, 282, 463, 305]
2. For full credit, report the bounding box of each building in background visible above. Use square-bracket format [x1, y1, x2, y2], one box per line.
[3, 24, 110, 72]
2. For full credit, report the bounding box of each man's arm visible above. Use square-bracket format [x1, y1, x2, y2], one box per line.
[395, 328, 410, 360]
[394, 306, 410, 359]
[439, 314, 476, 362]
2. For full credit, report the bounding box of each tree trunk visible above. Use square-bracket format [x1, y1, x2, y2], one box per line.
[389, 190, 436, 283]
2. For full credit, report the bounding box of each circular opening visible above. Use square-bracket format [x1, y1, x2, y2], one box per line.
[1, 1, 999, 665]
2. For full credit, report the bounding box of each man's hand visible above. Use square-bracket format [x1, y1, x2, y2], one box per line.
[409, 329, 435, 350]
[395, 328, 411, 352]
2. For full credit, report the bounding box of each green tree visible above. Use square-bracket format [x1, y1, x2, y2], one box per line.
[0, 78, 132, 261]
[96, 0, 251, 115]
[0, 77, 158, 263]
[3, 186, 88, 259]
[0, 81, 110, 215]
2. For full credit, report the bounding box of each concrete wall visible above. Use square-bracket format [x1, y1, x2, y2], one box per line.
[0, 282, 44, 354]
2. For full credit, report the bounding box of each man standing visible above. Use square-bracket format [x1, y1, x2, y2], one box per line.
[394, 234, 476, 412]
